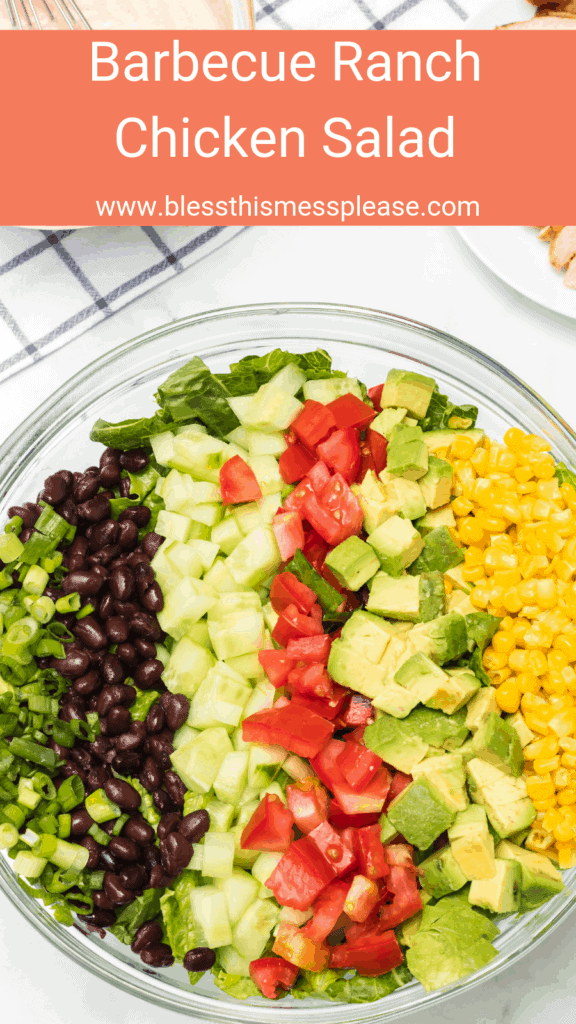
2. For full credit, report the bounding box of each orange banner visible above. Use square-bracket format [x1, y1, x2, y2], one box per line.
[0, 31, 574, 226]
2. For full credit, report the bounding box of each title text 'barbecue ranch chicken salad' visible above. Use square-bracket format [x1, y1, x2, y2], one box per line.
[0, 349, 572, 1004]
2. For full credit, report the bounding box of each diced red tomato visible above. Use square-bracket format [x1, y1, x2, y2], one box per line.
[368, 383, 384, 413]
[336, 739, 383, 792]
[319, 474, 364, 540]
[286, 634, 331, 664]
[272, 922, 330, 972]
[342, 693, 375, 728]
[344, 874, 380, 922]
[265, 837, 336, 911]
[354, 825, 389, 880]
[302, 528, 330, 570]
[272, 511, 305, 562]
[242, 703, 334, 760]
[309, 602, 323, 627]
[290, 683, 349, 721]
[375, 865, 423, 930]
[283, 478, 314, 514]
[288, 662, 333, 700]
[307, 461, 331, 493]
[292, 400, 337, 449]
[286, 779, 329, 835]
[329, 800, 380, 830]
[384, 771, 412, 811]
[308, 820, 356, 877]
[327, 394, 377, 431]
[367, 428, 388, 474]
[311, 740, 391, 816]
[219, 455, 262, 505]
[258, 649, 296, 689]
[303, 491, 344, 547]
[301, 880, 350, 943]
[279, 443, 317, 484]
[272, 604, 324, 647]
[384, 844, 416, 868]
[331, 929, 404, 976]
[270, 572, 316, 616]
[317, 428, 361, 484]
[249, 957, 299, 1000]
[241, 794, 295, 853]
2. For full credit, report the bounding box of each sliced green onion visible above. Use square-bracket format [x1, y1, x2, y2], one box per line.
[22, 565, 49, 597]
[45, 719, 75, 748]
[32, 833, 58, 859]
[57, 775, 85, 812]
[41, 552, 63, 574]
[21, 828, 40, 846]
[75, 604, 95, 621]
[0, 713, 18, 739]
[28, 694, 59, 716]
[19, 533, 57, 566]
[32, 773, 57, 801]
[8, 737, 57, 769]
[0, 803, 25, 830]
[0, 569, 14, 590]
[55, 593, 81, 614]
[57, 813, 71, 839]
[0, 532, 24, 563]
[17, 777, 42, 810]
[88, 822, 111, 846]
[12, 850, 47, 878]
[34, 638, 65, 658]
[111, 813, 130, 836]
[85, 788, 120, 823]
[50, 838, 89, 872]
[5, 515, 23, 536]
[0, 822, 19, 849]
[87, 870, 105, 890]
[29, 597, 56, 624]
[37, 814, 59, 835]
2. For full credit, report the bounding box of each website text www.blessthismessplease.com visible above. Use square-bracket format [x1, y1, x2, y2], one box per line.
[94, 196, 480, 223]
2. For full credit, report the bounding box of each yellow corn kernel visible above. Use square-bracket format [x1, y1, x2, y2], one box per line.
[559, 737, 576, 752]
[526, 828, 556, 852]
[496, 450, 518, 474]
[553, 634, 576, 660]
[557, 789, 576, 806]
[451, 496, 474, 517]
[534, 579, 558, 611]
[524, 735, 559, 760]
[561, 483, 576, 512]
[541, 673, 567, 696]
[462, 565, 486, 584]
[453, 461, 477, 490]
[475, 513, 508, 534]
[521, 555, 551, 580]
[553, 820, 576, 843]
[495, 681, 521, 713]
[483, 549, 518, 575]
[490, 667, 512, 685]
[514, 465, 534, 483]
[519, 434, 551, 455]
[534, 755, 561, 775]
[493, 569, 523, 590]
[517, 579, 537, 603]
[458, 518, 486, 546]
[519, 484, 538, 497]
[470, 447, 489, 474]
[503, 589, 523, 614]
[511, 617, 531, 642]
[548, 694, 574, 711]
[470, 587, 491, 610]
[548, 707, 576, 738]
[450, 435, 477, 459]
[556, 845, 574, 869]
[526, 650, 548, 677]
[526, 775, 556, 801]
[492, 632, 515, 654]
[517, 672, 541, 695]
[509, 649, 528, 672]
[532, 798, 558, 812]
[524, 624, 554, 650]
[524, 712, 552, 735]
[483, 648, 508, 672]
[540, 609, 571, 635]
[531, 500, 554, 521]
[548, 650, 569, 673]
[464, 546, 485, 567]
[537, 479, 561, 501]
[532, 456, 556, 481]
[536, 524, 565, 555]
[504, 428, 525, 452]
[561, 753, 576, 769]
[523, 532, 547, 557]
[542, 808, 563, 832]
[553, 768, 572, 789]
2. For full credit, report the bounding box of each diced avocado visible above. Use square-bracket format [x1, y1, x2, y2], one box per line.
[352, 470, 390, 535]
[496, 841, 564, 912]
[364, 714, 429, 774]
[387, 777, 456, 850]
[397, 911, 423, 947]
[382, 368, 436, 419]
[412, 753, 468, 813]
[467, 757, 536, 839]
[447, 590, 476, 617]
[465, 687, 500, 734]
[472, 713, 523, 778]
[408, 613, 468, 665]
[506, 711, 535, 749]
[340, 609, 396, 665]
[327, 640, 386, 699]
[387, 438, 429, 482]
[366, 573, 420, 621]
[444, 564, 473, 594]
[456, 737, 477, 763]
[422, 428, 486, 454]
[367, 516, 424, 577]
[419, 571, 446, 622]
[324, 536, 379, 591]
[382, 476, 426, 520]
[372, 682, 421, 718]
[428, 668, 480, 715]
[419, 456, 454, 510]
[464, 612, 502, 654]
[379, 634, 414, 680]
[448, 805, 496, 880]
[396, 653, 451, 706]
[469, 858, 521, 914]
[371, 407, 408, 439]
[402, 705, 470, 751]
[420, 846, 468, 898]
[406, 899, 498, 992]
[408, 526, 464, 576]
[379, 812, 399, 845]
[416, 505, 456, 536]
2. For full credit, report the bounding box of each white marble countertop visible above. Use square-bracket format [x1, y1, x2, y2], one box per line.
[1, 224, 576, 1024]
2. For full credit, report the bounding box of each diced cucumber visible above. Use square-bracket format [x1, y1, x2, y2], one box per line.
[204, 558, 251, 594]
[163, 540, 204, 579]
[217, 868, 260, 924]
[225, 651, 264, 679]
[157, 577, 216, 640]
[211, 517, 244, 556]
[189, 843, 204, 870]
[150, 431, 176, 467]
[240, 369, 305, 432]
[156, 510, 196, 543]
[163, 636, 215, 697]
[231, 822, 260, 868]
[213, 750, 250, 805]
[186, 539, 220, 572]
[170, 727, 233, 793]
[154, 643, 170, 668]
[246, 430, 288, 458]
[188, 504, 222, 528]
[263, 601, 279, 633]
[171, 434, 228, 482]
[303, 377, 363, 404]
[190, 886, 232, 947]
[225, 526, 281, 589]
[232, 898, 280, 961]
[258, 494, 282, 525]
[228, 395, 255, 424]
[189, 663, 252, 731]
[202, 832, 235, 878]
[283, 754, 317, 782]
[206, 798, 236, 833]
[242, 681, 276, 718]
[267, 363, 308, 397]
[173, 723, 199, 750]
[164, 470, 222, 507]
[151, 544, 199, 592]
[186, 620, 213, 651]
[232, 725, 252, 752]
[176, 423, 208, 436]
[208, 592, 264, 661]
[226, 426, 249, 450]
[248, 743, 288, 790]
[233, 503, 264, 537]
[252, 852, 283, 898]
[248, 456, 283, 497]
[217, 945, 252, 978]
[236, 800, 260, 828]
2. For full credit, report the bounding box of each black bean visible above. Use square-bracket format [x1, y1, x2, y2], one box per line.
[133, 560, 155, 588]
[163, 770, 187, 809]
[142, 532, 164, 560]
[95, 518, 120, 547]
[134, 639, 156, 660]
[69, 809, 93, 836]
[114, 601, 139, 620]
[74, 473, 101, 503]
[51, 648, 91, 679]
[105, 777, 141, 811]
[79, 910, 116, 928]
[113, 751, 142, 774]
[130, 611, 161, 642]
[7, 504, 40, 528]
[119, 863, 148, 891]
[183, 947, 216, 973]
[41, 472, 72, 506]
[101, 654, 126, 687]
[107, 706, 132, 736]
[160, 693, 190, 732]
[124, 816, 154, 847]
[89, 735, 115, 763]
[115, 720, 146, 752]
[88, 545, 121, 567]
[73, 671, 102, 696]
[92, 890, 115, 911]
[141, 583, 164, 613]
[108, 836, 140, 862]
[99, 849, 122, 873]
[118, 520, 139, 550]
[103, 873, 133, 905]
[74, 616, 108, 651]
[69, 747, 93, 771]
[80, 835, 103, 870]
[121, 506, 151, 528]
[157, 811, 182, 842]
[50, 739, 70, 762]
[99, 462, 121, 488]
[86, 765, 111, 791]
[110, 566, 135, 602]
[131, 921, 163, 954]
[153, 789, 173, 815]
[118, 477, 133, 499]
[100, 447, 121, 467]
[118, 448, 148, 473]
[113, 646, 135, 671]
[148, 864, 173, 890]
[135, 659, 164, 690]
[104, 616, 129, 644]
[78, 494, 111, 523]
[145, 704, 164, 735]
[178, 809, 210, 845]
[139, 757, 162, 792]
[160, 832, 192, 876]
[55, 498, 79, 527]
[96, 684, 128, 716]
[149, 735, 173, 771]
[144, 846, 161, 871]
[140, 943, 174, 968]
[127, 548, 148, 568]
[62, 569, 105, 596]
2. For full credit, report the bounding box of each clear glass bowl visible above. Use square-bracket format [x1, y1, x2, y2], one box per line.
[1, 301, 575, 1022]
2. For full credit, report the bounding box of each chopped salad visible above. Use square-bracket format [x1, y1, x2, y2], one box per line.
[0, 348, 571, 1004]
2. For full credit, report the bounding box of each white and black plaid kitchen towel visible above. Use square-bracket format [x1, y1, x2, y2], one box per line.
[0, 0, 486, 385]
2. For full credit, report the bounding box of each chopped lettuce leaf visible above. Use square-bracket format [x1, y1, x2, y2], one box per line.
[90, 412, 169, 451]
[160, 870, 204, 962]
[211, 967, 260, 1000]
[154, 357, 240, 439]
[420, 388, 478, 432]
[109, 889, 161, 945]
[555, 462, 576, 491]
[293, 966, 412, 1003]
[464, 613, 502, 653]
[292, 968, 346, 1000]
[227, 348, 338, 387]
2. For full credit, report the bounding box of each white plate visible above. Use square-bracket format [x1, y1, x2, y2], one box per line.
[465, 0, 536, 28]
[456, 226, 576, 319]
